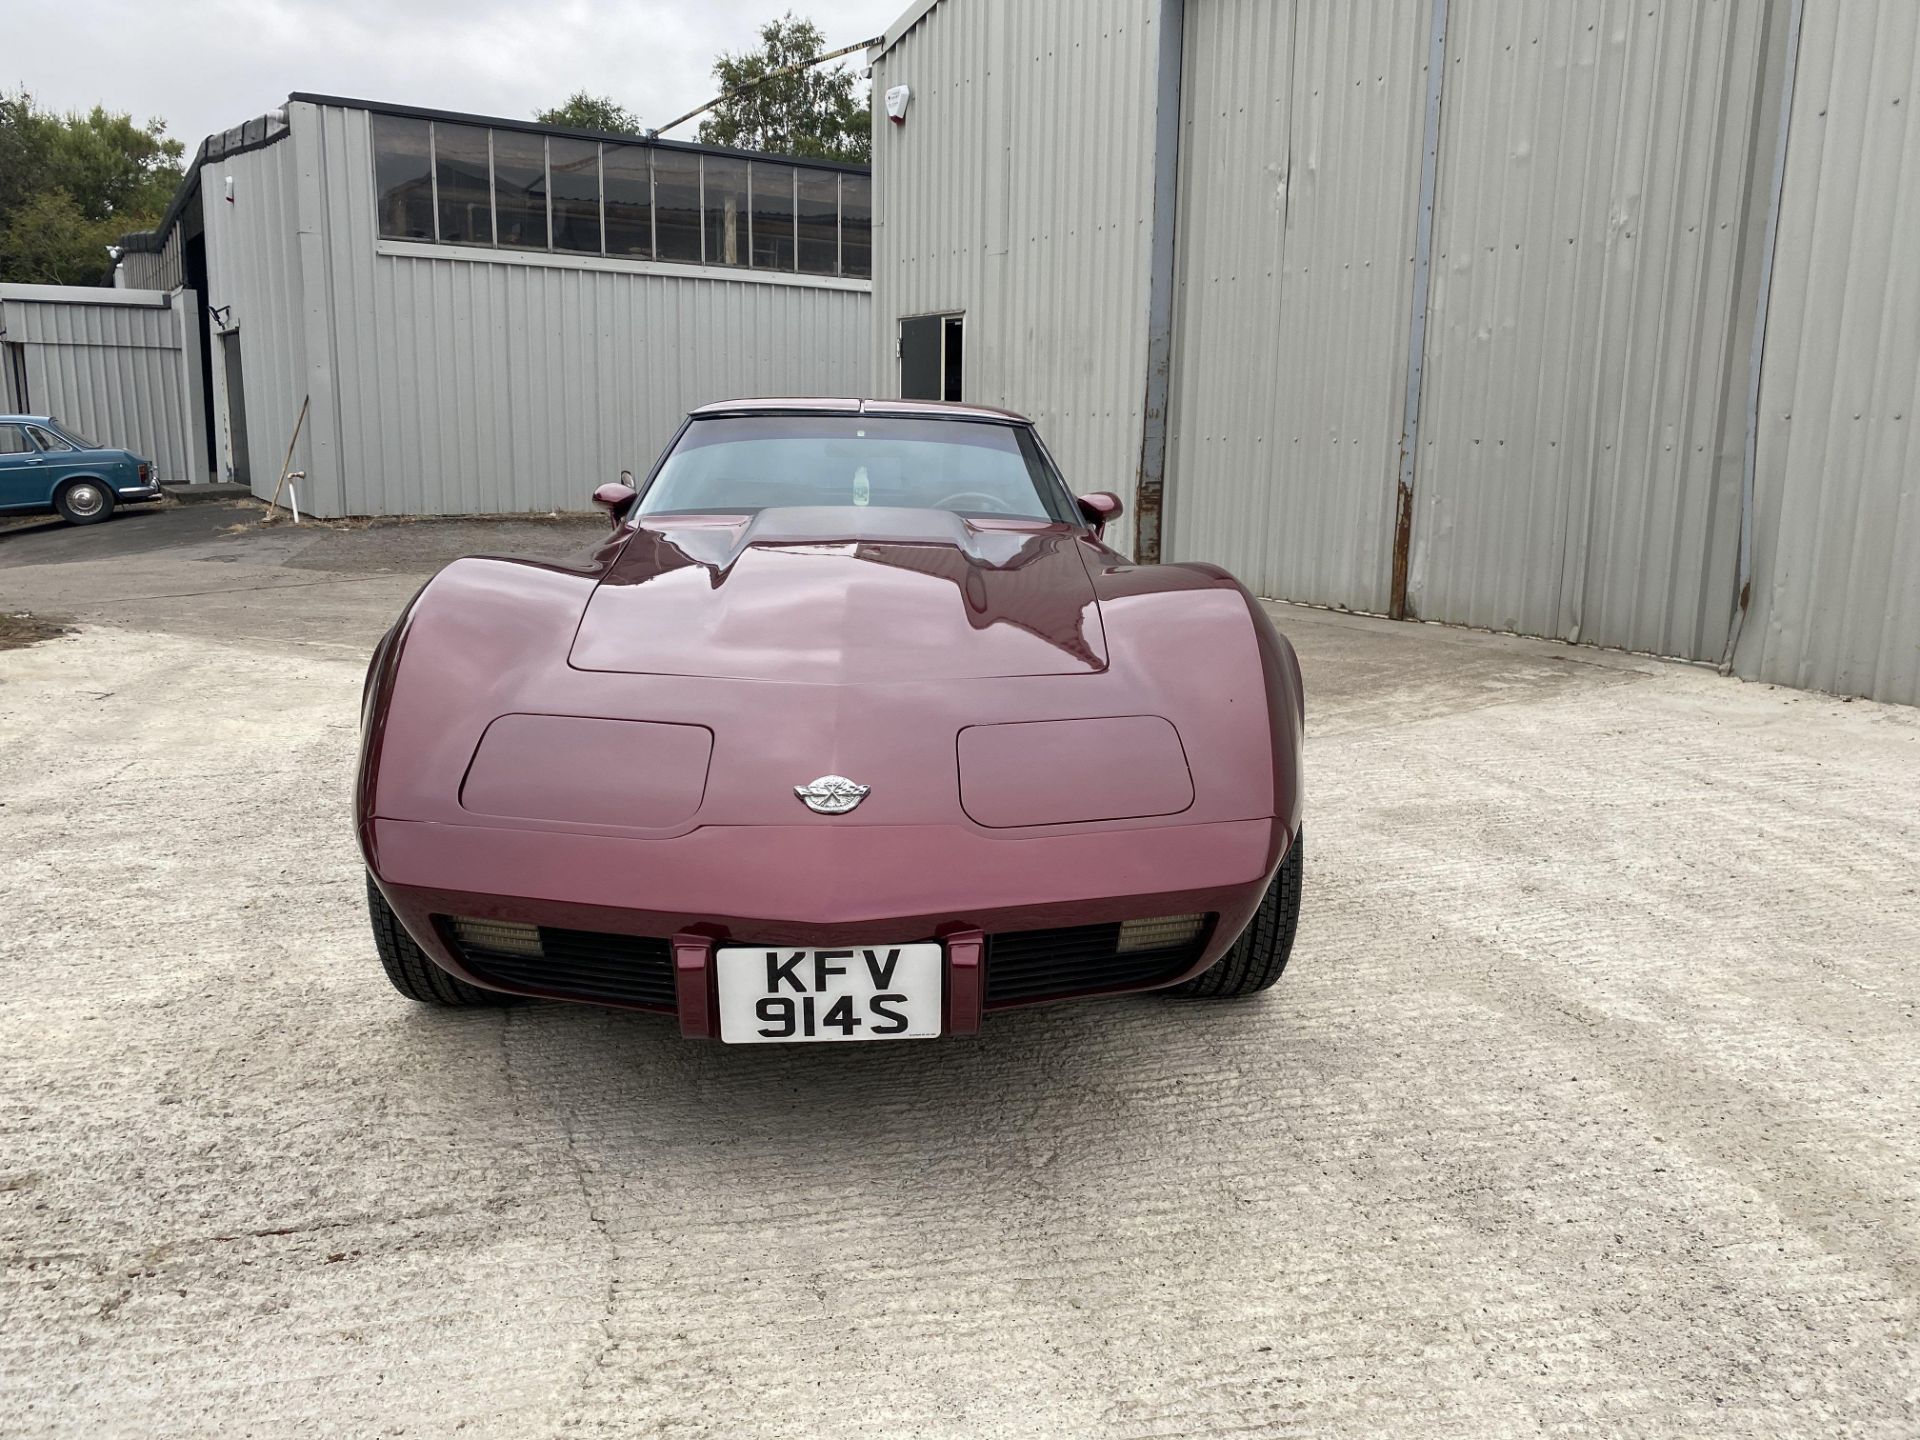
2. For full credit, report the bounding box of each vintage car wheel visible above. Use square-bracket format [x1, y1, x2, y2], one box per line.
[54, 480, 115, 526]
[366, 873, 512, 1007]
[1166, 832, 1303, 1000]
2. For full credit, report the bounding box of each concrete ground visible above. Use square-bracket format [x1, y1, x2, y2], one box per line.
[2, 504, 1916, 1438]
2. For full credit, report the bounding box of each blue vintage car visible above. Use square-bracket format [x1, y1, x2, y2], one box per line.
[0, 415, 162, 525]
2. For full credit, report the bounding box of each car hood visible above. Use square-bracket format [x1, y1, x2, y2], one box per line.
[568, 507, 1108, 682]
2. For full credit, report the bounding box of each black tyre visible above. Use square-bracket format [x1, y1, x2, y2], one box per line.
[366, 873, 511, 1007]
[1166, 831, 1304, 999]
[54, 479, 115, 526]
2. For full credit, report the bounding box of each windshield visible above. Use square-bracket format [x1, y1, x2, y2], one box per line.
[638, 415, 1077, 522]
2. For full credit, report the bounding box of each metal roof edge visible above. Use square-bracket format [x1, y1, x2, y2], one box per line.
[119, 110, 292, 254]
[873, 0, 948, 61]
[1, 283, 171, 307]
[287, 92, 873, 173]
[118, 77, 880, 260]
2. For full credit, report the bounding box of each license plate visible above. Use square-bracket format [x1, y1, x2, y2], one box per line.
[715, 944, 942, 1044]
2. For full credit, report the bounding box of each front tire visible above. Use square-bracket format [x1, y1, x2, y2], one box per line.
[366, 873, 511, 1007]
[55, 480, 115, 526]
[1166, 831, 1303, 999]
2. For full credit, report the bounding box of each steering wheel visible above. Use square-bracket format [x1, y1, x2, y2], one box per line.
[934, 491, 1013, 513]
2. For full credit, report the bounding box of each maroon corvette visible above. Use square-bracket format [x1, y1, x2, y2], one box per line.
[357, 399, 1304, 1043]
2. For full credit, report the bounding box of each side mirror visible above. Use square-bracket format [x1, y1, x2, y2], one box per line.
[592, 480, 638, 528]
[1076, 491, 1124, 535]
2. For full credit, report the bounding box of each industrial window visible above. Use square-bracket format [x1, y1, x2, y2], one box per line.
[549, 138, 601, 255]
[796, 169, 839, 276]
[493, 131, 549, 250]
[703, 156, 749, 267]
[603, 145, 652, 258]
[369, 112, 868, 283]
[749, 162, 796, 271]
[841, 173, 872, 279]
[654, 150, 703, 263]
[433, 123, 492, 245]
[373, 115, 435, 240]
[900, 314, 964, 402]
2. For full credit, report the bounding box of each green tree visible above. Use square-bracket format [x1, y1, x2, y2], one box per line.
[0, 191, 127, 286]
[534, 91, 645, 137]
[0, 90, 185, 286]
[0, 92, 58, 223]
[697, 14, 871, 164]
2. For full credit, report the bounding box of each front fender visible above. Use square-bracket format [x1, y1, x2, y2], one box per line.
[1082, 548, 1304, 841]
[356, 555, 605, 870]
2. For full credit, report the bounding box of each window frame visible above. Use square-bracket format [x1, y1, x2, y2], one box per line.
[370, 113, 437, 242]
[747, 160, 800, 273]
[489, 129, 552, 252]
[601, 141, 655, 259]
[423, 119, 497, 247]
[548, 134, 605, 257]
[794, 167, 841, 278]
[700, 155, 750, 269]
[368, 109, 869, 283]
[838, 172, 872, 279]
[28, 425, 77, 452]
[634, 414, 1081, 525]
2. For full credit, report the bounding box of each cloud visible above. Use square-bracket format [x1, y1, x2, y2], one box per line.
[10, 0, 891, 149]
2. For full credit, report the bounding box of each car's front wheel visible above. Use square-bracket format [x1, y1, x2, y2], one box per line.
[366, 873, 513, 1007]
[1165, 831, 1303, 999]
[54, 480, 115, 526]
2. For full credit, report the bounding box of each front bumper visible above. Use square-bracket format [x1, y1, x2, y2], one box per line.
[367, 815, 1288, 1036]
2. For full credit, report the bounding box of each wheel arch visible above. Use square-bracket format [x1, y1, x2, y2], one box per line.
[52, 472, 115, 500]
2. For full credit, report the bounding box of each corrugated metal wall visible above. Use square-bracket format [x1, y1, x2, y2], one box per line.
[1164, 0, 1432, 612]
[871, 0, 1920, 704]
[329, 252, 871, 517]
[1737, 0, 1920, 705]
[1409, 0, 1777, 659]
[0, 286, 204, 484]
[118, 228, 184, 292]
[870, 0, 1163, 556]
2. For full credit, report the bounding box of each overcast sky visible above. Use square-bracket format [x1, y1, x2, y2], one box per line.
[12, 0, 894, 152]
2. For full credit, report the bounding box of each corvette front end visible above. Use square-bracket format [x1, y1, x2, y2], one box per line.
[358, 401, 1304, 1042]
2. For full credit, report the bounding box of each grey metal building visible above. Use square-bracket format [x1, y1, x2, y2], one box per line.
[112, 95, 874, 516]
[1, 284, 207, 486]
[868, 0, 1920, 706]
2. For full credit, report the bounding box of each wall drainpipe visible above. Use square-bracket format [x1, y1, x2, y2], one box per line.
[1390, 0, 1451, 621]
[1721, 0, 1806, 674]
[1133, 0, 1186, 565]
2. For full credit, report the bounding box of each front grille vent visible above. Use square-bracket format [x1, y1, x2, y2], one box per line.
[445, 922, 677, 1010]
[984, 918, 1213, 1005]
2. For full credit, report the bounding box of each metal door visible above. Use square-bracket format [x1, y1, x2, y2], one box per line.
[221, 332, 251, 487]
